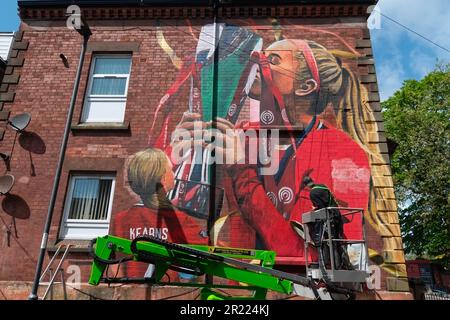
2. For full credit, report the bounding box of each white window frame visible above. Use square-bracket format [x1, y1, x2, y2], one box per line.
[59, 174, 116, 240]
[81, 54, 132, 123]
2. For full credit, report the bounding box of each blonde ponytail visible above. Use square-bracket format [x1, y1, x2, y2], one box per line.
[127, 148, 174, 210]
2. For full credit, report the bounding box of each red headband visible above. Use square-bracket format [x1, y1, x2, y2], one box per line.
[290, 39, 321, 93]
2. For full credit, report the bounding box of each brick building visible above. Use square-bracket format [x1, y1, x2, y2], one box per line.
[0, 0, 412, 300]
[406, 259, 450, 299]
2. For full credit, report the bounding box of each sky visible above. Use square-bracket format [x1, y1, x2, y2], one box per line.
[370, 0, 450, 100]
[1, 0, 449, 101]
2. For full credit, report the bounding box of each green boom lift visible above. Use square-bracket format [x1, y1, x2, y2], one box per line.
[88, 207, 370, 300]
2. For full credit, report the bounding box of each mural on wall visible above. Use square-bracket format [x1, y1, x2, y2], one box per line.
[111, 20, 403, 280]
[111, 148, 209, 281]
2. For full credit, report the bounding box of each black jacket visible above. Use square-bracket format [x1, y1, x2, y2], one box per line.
[309, 184, 338, 210]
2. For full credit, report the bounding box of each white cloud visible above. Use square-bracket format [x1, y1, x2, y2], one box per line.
[376, 51, 406, 101]
[370, 0, 450, 100]
[409, 48, 440, 78]
[377, 0, 450, 56]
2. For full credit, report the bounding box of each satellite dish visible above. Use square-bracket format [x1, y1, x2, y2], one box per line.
[0, 174, 14, 195]
[8, 113, 31, 132]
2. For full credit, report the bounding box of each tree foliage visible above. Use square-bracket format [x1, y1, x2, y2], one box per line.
[382, 64, 450, 267]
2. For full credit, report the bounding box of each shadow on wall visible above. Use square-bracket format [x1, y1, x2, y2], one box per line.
[2, 194, 31, 220]
[0, 195, 36, 262]
[18, 131, 46, 177]
[19, 131, 46, 154]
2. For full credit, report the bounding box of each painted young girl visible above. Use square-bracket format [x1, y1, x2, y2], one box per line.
[111, 148, 208, 278]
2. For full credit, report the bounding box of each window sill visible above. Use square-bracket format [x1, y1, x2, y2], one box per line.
[48, 239, 93, 253]
[71, 121, 130, 131]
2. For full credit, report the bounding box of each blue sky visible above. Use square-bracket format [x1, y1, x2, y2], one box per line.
[371, 0, 450, 100]
[1, 0, 449, 101]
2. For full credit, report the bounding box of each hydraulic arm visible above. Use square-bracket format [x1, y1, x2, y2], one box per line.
[88, 207, 370, 300]
[89, 235, 327, 300]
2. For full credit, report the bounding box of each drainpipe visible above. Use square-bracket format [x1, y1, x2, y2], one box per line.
[28, 19, 91, 300]
[206, 0, 220, 285]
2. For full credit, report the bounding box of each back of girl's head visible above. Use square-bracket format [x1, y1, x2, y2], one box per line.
[291, 40, 343, 104]
[292, 39, 377, 156]
[127, 148, 167, 199]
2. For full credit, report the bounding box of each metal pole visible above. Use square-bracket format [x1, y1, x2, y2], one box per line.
[326, 209, 335, 273]
[28, 32, 90, 300]
[207, 0, 220, 234]
[206, 0, 220, 286]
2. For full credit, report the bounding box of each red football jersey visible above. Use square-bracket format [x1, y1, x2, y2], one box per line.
[111, 205, 209, 279]
[227, 125, 370, 263]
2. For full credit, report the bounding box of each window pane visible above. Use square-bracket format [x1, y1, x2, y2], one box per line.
[83, 100, 126, 122]
[94, 57, 131, 74]
[68, 178, 113, 220]
[91, 78, 127, 95]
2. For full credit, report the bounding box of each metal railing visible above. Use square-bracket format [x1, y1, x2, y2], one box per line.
[303, 207, 370, 284]
[38, 244, 71, 300]
[424, 292, 450, 300]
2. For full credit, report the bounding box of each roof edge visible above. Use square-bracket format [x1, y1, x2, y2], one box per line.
[18, 0, 377, 8]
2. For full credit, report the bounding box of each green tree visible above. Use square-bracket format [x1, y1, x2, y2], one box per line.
[382, 64, 450, 268]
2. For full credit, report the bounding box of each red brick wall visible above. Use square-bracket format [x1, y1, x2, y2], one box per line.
[0, 5, 407, 298]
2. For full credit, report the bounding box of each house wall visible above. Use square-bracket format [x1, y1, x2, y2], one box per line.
[0, 2, 410, 299]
